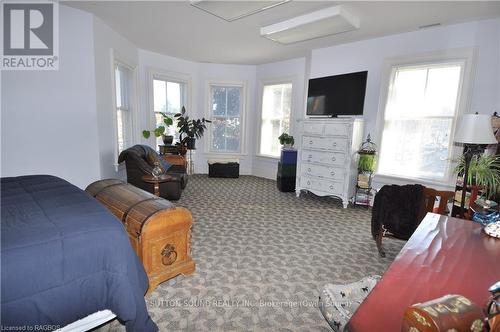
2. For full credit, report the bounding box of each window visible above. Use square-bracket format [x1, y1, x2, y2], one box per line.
[259, 83, 293, 157]
[209, 84, 244, 153]
[114, 62, 134, 154]
[378, 61, 465, 182]
[152, 76, 187, 146]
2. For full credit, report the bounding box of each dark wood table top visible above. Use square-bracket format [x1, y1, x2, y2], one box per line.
[347, 213, 500, 332]
[141, 174, 172, 184]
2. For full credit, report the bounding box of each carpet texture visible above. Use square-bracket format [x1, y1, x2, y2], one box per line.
[100, 175, 405, 331]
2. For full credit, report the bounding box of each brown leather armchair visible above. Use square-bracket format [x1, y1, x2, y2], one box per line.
[118, 145, 187, 200]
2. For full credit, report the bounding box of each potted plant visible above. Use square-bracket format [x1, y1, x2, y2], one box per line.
[358, 153, 377, 173]
[278, 133, 295, 149]
[175, 106, 211, 150]
[455, 154, 500, 199]
[142, 112, 174, 145]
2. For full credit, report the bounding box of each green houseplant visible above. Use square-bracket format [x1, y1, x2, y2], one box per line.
[175, 106, 211, 150]
[358, 153, 377, 173]
[278, 133, 294, 149]
[455, 154, 500, 199]
[142, 112, 174, 144]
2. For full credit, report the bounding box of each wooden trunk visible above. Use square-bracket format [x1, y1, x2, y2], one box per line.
[85, 179, 195, 294]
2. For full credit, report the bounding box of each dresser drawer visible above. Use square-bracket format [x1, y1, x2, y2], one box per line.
[302, 136, 348, 151]
[300, 176, 342, 195]
[324, 123, 350, 137]
[303, 122, 324, 135]
[302, 163, 344, 181]
[301, 150, 346, 166]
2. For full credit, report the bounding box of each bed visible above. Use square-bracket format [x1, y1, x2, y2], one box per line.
[1, 175, 158, 331]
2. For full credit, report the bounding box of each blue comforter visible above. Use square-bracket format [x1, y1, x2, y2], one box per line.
[1, 175, 157, 331]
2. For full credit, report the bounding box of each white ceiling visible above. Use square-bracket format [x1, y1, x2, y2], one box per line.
[65, 1, 500, 65]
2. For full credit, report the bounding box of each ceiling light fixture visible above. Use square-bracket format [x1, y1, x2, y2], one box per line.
[191, 0, 290, 22]
[260, 5, 360, 44]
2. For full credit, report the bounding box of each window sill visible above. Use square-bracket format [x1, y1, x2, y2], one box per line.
[255, 154, 279, 161]
[373, 173, 455, 191]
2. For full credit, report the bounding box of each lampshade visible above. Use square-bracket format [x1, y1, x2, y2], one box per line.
[454, 113, 497, 144]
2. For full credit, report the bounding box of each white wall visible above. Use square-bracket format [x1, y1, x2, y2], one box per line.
[253, 57, 307, 179]
[2, 6, 498, 188]
[1, 6, 100, 188]
[93, 16, 139, 180]
[310, 18, 500, 140]
[137, 49, 257, 175]
[197, 63, 256, 174]
[309, 18, 500, 189]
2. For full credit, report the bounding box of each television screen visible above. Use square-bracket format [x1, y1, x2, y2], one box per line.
[306, 71, 367, 117]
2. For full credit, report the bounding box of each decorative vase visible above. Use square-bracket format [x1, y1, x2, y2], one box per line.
[151, 161, 163, 178]
[162, 135, 174, 145]
[186, 137, 196, 150]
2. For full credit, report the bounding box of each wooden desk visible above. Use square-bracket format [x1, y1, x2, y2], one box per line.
[348, 213, 500, 331]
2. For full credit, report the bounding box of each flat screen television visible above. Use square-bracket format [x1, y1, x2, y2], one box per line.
[306, 71, 368, 117]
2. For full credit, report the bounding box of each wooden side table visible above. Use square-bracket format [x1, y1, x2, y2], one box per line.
[141, 175, 173, 197]
[160, 154, 187, 170]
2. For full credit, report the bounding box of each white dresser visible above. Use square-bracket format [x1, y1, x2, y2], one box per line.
[296, 118, 364, 208]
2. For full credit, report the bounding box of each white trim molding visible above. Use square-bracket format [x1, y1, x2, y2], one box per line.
[373, 47, 477, 187]
[111, 49, 139, 172]
[204, 79, 248, 156]
[146, 67, 193, 149]
[255, 76, 295, 159]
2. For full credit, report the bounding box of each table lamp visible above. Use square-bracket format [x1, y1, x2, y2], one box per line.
[454, 113, 497, 217]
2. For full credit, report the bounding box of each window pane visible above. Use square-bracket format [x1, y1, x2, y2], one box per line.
[153, 79, 166, 113]
[166, 82, 181, 114]
[259, 83, 292, 156]
[227, 88, 240, 117]
[210, 86, 242, 153]
[212, 87, 227, 116]
[424, 66, 461, 117]
[379, 118, 453, 180]
[152, 78, 187, 143]
[212, 118, 227, 151]
[378, 62, 463, 181]
[115, 64, 133, 154]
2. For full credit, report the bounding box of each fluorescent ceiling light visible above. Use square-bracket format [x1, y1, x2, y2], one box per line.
[260, 5, 360, 44]
[191, 1, 290, 22]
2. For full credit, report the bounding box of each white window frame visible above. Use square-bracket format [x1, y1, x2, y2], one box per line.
[256, 77, 294, 159]
[205, 80, 247, 156]
[111, 50, 139, 171]
[374, 48, 476, 188]
[147, 68, 192, 147]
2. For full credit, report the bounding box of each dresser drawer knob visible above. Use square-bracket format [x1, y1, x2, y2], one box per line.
[307, 168, 311, 172]
[329, 185, 334, 190]
[309, 140, 313, 145]
[332, 142, 337, 147]
[307, 181, 311, 185]
[331, 156, 336, 161]
[330, 171, 335, 176]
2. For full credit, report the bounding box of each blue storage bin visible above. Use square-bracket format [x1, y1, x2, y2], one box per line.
[280, 149, 297, 165]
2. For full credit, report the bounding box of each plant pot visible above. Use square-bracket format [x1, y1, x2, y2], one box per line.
[185, 137, 196, 150]
[162, 134, 174, 145]
[178, 145, 188, 156]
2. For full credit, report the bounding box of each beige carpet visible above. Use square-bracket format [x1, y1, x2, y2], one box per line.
[100, 175, 404, 331]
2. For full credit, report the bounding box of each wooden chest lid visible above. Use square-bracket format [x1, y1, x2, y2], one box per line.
[85, 179, 186, 238]
[86, 179, 124, 197]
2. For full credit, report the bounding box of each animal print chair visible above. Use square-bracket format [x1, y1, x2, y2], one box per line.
[319, 275, 380, 331]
